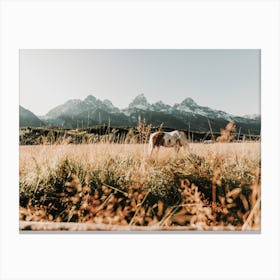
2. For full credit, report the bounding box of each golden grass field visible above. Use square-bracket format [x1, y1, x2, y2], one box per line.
[19, 142, 261, 231]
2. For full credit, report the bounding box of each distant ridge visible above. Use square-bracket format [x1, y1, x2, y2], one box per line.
[20, 94, 261, 134]
[19, 106, 44, 127]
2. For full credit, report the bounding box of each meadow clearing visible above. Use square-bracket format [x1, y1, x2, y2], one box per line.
[19, 142, 261, 231]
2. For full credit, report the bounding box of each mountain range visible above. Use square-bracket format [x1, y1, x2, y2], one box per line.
[20, 94, 261, 134]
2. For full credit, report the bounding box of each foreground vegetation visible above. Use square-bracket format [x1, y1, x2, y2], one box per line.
[19, 142, 260, 231]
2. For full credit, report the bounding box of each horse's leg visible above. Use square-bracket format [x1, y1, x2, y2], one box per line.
[148, 145, 154, 156]
[185, 141, 190, 152]
[174, 140, 181, 154]
[148, 138, 154, 156]
[181, 142, 190, 153]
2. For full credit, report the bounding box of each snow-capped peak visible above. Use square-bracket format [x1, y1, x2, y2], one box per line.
[180, 97, 198, 107]
[84, 95, 97, 104]
[103, 99, 114, 108]
[173, 97, 198, 113]
[152, 100, 172, 112]
[102, 99, 120, 113]
[128, 94, 152, 110]
[242, 114, 261, 120]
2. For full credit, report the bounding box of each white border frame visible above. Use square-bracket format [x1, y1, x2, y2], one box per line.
[1, 1, 279, 279]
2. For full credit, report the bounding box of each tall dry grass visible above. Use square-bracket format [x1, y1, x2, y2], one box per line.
[19, 142, 260, 230]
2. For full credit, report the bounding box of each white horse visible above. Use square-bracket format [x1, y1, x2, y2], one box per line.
[148, 130, 189, 156]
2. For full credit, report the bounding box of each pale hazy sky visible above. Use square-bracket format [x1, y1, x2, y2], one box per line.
[20, 49, 260, 116]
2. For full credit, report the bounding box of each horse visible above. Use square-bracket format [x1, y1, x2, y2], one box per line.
[148, 130, 189, 156]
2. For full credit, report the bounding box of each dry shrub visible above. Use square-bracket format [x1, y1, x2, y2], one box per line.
[136, 116, 151, 144]
[217, 121, 236, 142]
[125, 128, 136, 144]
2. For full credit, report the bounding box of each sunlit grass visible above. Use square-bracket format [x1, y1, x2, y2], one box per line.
[19, 142, 261, 231]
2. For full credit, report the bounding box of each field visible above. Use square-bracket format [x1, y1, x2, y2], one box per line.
[19, 142, 261, 231]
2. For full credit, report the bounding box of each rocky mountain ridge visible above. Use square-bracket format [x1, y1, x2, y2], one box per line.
[20, 94, 261, 134]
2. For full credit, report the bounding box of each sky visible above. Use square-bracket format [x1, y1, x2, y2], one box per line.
[20, 49, 260, 116]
